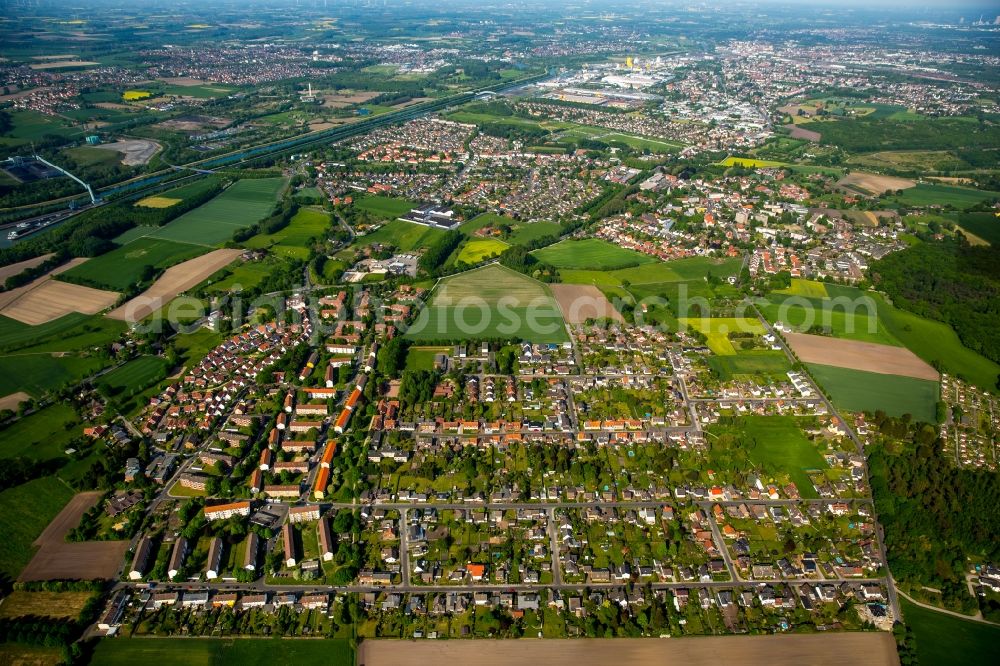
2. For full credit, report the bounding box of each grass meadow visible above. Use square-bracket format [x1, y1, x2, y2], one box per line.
[807, 363, 939, 423]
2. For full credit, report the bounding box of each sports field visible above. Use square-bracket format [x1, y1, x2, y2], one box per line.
[244, 206, 331, 259]
[406, 265, 568, 343]
[59, 237, 207, 291]
[900, 598, 1000, 666]
[90, 637, 354, 665]
[147, 177, 286, 246]
[532, 239, 654, 270]
[0, 476, 74, 579]
[455, 238, 509, 264]
[357, 219, 446, 251]
[678, 317, 765, 355]
[807, 363, 939, 422]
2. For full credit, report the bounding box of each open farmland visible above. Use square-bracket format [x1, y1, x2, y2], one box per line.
[0, 590, 95, 620]
[96, 355, 168, 394]
[0, 354, 106, 399]
[0, 313, 124, 353]
[837, 171, 916, 195]
[890, 182, 1000, 208]
[0, 477, 75, 580]
[719, 156, 787, 168]
[785, 332, 939, 380]
[406, 264, 567, 343]
[678, 317, 766, 355]
[532, 238, 654, 270]
[243, 206, 330, 259]
[550, 284, 622, 324]
[0, 257, 88, 311]
[808, 363, 939, 422]
[760, 298, 899, 347]
[147, 177, 285, 246]
[0, 278, 119, 325]
[0, 253, 53, 284]
[708, 350, 792, 382]
[774, 278, 829, 299]
[17, 490, 130, 582]
[558, 256, 742, 287]
[358, 634, 899, 666]
[107, 248, 242, 322]
[92, 637, 354, 666]
[59, 238, 207, 292]
[900, 598, 1000, 666]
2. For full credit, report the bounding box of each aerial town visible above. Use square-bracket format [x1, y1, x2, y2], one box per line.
[0, 1, 997, 665]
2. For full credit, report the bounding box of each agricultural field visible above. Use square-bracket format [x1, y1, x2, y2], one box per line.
[807, 363, 939, 423]
[95, 355, 168, 395]
[0, 476, 74, 579]
[244, 206, 331, 259]
[455, 238, 509, 264]
[147, 177, 285, 246]
[0, 278, 119, 325]
[558, 256, 742, 287]
[0, 590, 95, 620]
[356, 219, 446, 252]
[0, 644, 63, 666]
[718, 156, 788, 168]
[785, 332, 938, 380]
[848, 150, 970, 173]
[0, 312, 124, 353]
[406, 264, 567, 343]
[0, 353, 106, 399]
[508, 221, 562, 245]
[900, 598, 1000, 666]
[90, 637, 354, 666]
[837, 172, 916, 196]
[206, 258, 277, 293]
[890, 182, 1000, 209]
[759, 297, 899, 347]
[0, 110, 79, 148]
[59, 237, 207, 291]
[532, 239, 654, 270]
[678, 317, 765, 355]
[773, 279, 829, 299]
[354, 194, 417, 219]
[955, 211, 1000, 245]
[0, 403, 80, 460]
[707, 350, 792, 382]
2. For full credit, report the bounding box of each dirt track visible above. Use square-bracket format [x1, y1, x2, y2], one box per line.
[551, 284, 623, 324]
[107, 248, 242, 322]
[18, 491, 130, 582]
[357, 634, 900, 666]
[784, 332, 939, 381]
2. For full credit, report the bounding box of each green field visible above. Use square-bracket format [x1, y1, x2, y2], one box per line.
[406, 264, 568, 343]
[405, 346, 450, 371]
[891, 183, 1000, 209]
[707, 351, 792, 382]
[356, 219, 446, 251]
[738, 416, 825, 498]
[0, 313, 124, 354]
[774, 279, 829, 299]
[807, 363, 939, 423]
[718, 156, 788, 168]
[508, 221, 562, 245]
[90, 637, 354, 666]
[455, 238, 509, 264]
[533, 239, 655, 270]
[0, 110, 79, 148]
[459, 212, 514, 236]
[63, 145, 121, 167]
[0, 403, 80, 460]
[96, 356, 168, 394]
[207, 260, 276, 293]
[678, 317, 765, 355]
[759, 297, 899, 347]
[955, 211, 1000, 245]
[354, 194, 417, 219]
[0, 353, 107, 398]
[559, 256, 742, 287]
[900, 598, 1000, 666]
[60, 237, 208, 291]
[870, 293, 1000, 393]
[0, 477, 75, 579]
[244, 207, 331, 259]
[148, 178, 286, 246]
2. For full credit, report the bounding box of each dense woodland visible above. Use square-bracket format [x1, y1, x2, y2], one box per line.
[867, 413, 1000, 613]
[869, 238, 1000, 374]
